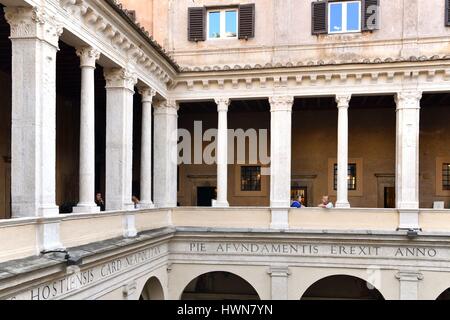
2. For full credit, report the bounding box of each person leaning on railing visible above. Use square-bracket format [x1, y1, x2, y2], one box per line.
[318, 195, 334, 209]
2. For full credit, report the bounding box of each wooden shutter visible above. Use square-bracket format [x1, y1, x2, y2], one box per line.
[446, 0, 450, 26]
[311, 1, 328, 35]
[188, 7, 206, 41]
[239, 4, 255, 39]
[362, 0, 380, 31]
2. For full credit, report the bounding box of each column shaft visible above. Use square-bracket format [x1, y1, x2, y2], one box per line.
[336, 94, 351, 208]
[214, 98, 230, 207]
[395, 91, 421, 210]
[153, 101, 178, 208]
[5, 7, 62, 219]
[139, 87, 156, 209]
[104, 68, 137, 211]
[74, 47, 100, 213]
[269, 96, 294, 208]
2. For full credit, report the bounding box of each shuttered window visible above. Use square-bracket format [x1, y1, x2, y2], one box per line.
[312, 1, 328, 35]
[238, 4, 256, 39]
[188, 7, 206, 41]
[312, 0, 380, 35]
[361, 0, 379, 31]
[188, 4, 255, 41]
[446, 0, 450, 26]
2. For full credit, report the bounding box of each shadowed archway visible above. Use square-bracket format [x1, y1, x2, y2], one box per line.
[180, 271, 260, 300]
[301, 275, 385, 300]
[140, 277, 164, 300]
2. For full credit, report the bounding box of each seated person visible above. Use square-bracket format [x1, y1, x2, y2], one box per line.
[318, 195, 334, 209]
[291, 196, 303, 208]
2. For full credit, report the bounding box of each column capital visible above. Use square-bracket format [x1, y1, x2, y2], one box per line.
[269, 95, 294, 112]
[214, 97, 230, 112]
[4, 6, 63, 48]
[268, 266, 290, 277]
[138, 87, 156, 103]
[395, 270, 424, 281]
[395, 91, 422, 110]
[104, 68, 138, 92]
[336, 93, 352, 108]
[76, 47, 101, 68]
[154, 99, 179, 115]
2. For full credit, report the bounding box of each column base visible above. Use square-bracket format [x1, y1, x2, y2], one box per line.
[123, 213, 137, 238]
[335, 201, 351, 208]
[72, 204, 101, 214]
[139, 202, 155, 209]
[398, 209, 420, 230]
[38, 205, 60, 217]
[212, 200, 229, 208]
[37, 221, 64, 253]
[270, 208, 289, 230]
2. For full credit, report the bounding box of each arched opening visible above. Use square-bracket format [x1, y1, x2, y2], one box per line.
[437, 288, 450, 300]
[181, 271, 260, 300]
[301, 275, 384, 300]
[140, 277, 164, 300]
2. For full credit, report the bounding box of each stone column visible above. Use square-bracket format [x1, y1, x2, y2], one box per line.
[336, 94, 352, 208]
[5, 7, 62, 219]
[213, 98, 230, 208]
[138, 87, 156, 209]
[154, 100, 179, 208]
[396, 270, 423, 300]
[73, 47, 101, 213]
[104, 68, 137, 211]
[269, 96, 294, 229]
[269, 266, 290, 300]
[395, 91, 422, 229]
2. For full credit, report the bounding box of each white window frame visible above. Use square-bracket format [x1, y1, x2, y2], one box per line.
[328, 1, 361, 34]
[207, 8, 238, 40]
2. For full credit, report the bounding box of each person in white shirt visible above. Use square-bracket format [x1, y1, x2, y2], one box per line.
[318, 195, 334, 209]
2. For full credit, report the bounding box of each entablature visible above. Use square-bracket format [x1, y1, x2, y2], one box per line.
[171, 59, 450, 101]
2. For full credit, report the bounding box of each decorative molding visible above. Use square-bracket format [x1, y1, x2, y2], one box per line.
[76, 47, 101, 68]
[4, 6, 63, 48]
[179, 55, 450, 73]
[104, 68, 138, 92]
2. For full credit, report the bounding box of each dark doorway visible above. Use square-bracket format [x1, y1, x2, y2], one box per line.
[384, 187, 395, 208]
[197, 187, 216, 206]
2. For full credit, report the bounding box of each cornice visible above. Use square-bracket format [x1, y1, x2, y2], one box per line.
[178, 54, 450, 74]
[171, 59, 450, 99]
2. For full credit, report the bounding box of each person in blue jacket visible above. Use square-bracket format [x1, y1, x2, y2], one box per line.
[291, 196, 303, 208]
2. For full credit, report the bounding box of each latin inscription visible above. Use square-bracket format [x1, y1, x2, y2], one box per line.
[188, 242, 441, 259]
[7, 245, 165, 301]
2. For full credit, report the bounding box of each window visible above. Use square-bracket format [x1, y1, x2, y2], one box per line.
[207, 9, 238, 39]
[443, 163, 450, 191]
[328, 1, 361, 34]
[241, 166, 261, 191]
[333, 163, 357, 191]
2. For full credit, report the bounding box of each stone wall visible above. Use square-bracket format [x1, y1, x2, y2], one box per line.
[120, 0, 450, 67]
